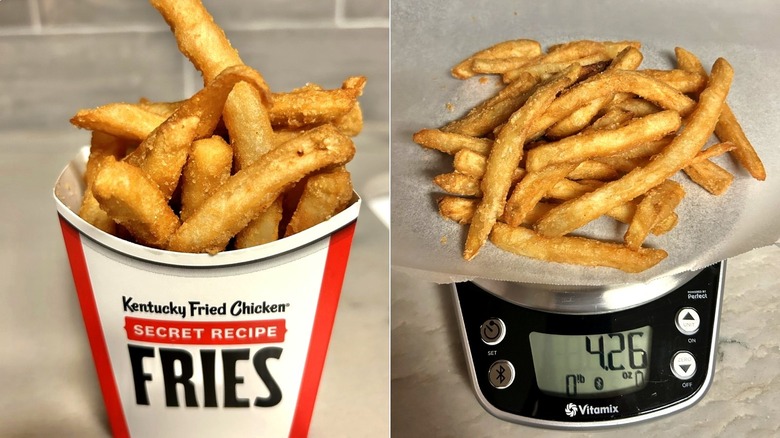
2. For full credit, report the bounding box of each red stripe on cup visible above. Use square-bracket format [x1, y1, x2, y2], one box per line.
[59, 215, 131, 438]
[289, 221, 357, 438]
[124, 317, 287, 345]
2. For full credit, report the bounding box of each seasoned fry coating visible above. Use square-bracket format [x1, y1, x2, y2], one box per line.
[464, 65, 581, 260]
[451, 39, 542, 79]
[180, 136, 233, 221]
[285, 167, 354, 236]
[167, 125, 355, 253]
[443, 72, 538, 137]
[269, 77, 366, 130]
[535, 58, 734, 237]
[491, 224, 667, 273]
[234, 197, 284, 248]
[78, 132, 132, 234]
[92, 157, 180, 248]
[683, 159, 734, 195]
[413, 129, 493, 156]
[125, 65, 267, 199]
[433, 172, 483, 197]
[504, 163, 576, 227]
[624, 180, 685, 249]
[71, 104, 165, 141]
[526, 110, 681, 171]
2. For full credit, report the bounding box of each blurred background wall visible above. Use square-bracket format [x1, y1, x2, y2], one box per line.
[0, 0, 389, 132]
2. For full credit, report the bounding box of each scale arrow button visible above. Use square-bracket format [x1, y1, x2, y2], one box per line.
[675, 307, 701, 335]
[671, 351, 697, 380]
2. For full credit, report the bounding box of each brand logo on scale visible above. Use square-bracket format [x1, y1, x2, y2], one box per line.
[564, 402, 619, 417]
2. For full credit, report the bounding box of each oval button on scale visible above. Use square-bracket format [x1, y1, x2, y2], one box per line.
[675, 307, 701, 335]
[480, 318, 506, 345]
[671, 351, 697, 380]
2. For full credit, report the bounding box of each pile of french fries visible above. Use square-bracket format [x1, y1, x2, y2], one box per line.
[414, 39, 765, 273]
[71, 0, 364, 254]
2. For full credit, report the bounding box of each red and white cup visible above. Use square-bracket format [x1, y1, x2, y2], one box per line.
[54, 147, 360, 437]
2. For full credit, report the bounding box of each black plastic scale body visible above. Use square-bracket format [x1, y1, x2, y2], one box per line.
[452, 262, 724, 429]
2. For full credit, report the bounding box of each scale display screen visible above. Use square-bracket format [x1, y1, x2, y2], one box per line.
[529, 326, 652, 398]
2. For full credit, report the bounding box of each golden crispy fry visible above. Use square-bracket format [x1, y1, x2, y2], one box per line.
[92, 157, 180, 248]
[608, 97, 661, 117]
[641, 69, 708, 94]
[529, 70, 695, 139]
[451, 149, 525, 180]
[675, 47, 765, 181]
[465, 65, 581, 260]
[78, 132, 134, 234]
[433, 172, 483, 197]
[180, 136, 233, 221]
[624, 180, 685, 249]
[137, 98, 182, 118]
[683, 159, 734, 195]
[567, 161, 620, 180]
[536, 58, 734, 237]
[442, 73, 538, 137]
[586, 108, 634, 132]
[546, 178, 604, 201]
[125, 65, 267, 199]
[546, 47, 644, 138]
[610, 137, 672, 160]
[490, 223, 667, 273]
[70, 104, 166, 141]
[471, 57, 535, 75]
[504, 163, 576, 227]
[715, 105, 765, 180]
[501, 54, 610, 83]
[234, 197, 284, 248]
[149, 0, 274, 172]
[451, 39, 542, 79]
[413, 129, 493, 155]
[438, 196, 557, 225]
[285, 167, 353, 236]
[332, 101, 364, 136]
[691, 141, 735, 163]
[526, 110, 681, 171]
[167, 125, 355, 253]
[269, 77, 366, 130]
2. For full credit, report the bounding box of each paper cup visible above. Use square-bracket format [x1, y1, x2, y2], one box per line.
[54, 147, 360, 437]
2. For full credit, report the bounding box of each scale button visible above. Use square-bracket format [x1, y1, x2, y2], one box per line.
[480, 318, 506, 345]
[488, 360, 515, 389]
[675, 307, 701, 335]
[671, 351, 697, 380]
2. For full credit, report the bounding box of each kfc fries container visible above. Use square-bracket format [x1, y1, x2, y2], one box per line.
[53, 147, 360, 438]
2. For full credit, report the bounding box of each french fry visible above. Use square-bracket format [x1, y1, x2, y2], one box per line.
[675, 47, 765, 181]
[528, 70, 695, 139]
[683, 159, 734, 195]
[167, 125, 355, 253]
[179, 136, 233, 221]
[149, 0, 274, 173]
[464, 65, 581, 260]
[526, 110, 682, 171]
[92, 157, 180, 248]
[691, 141, 736, 163]
[535, 58, 734, 237]
[501, 54, 611, 83]
[285, 167, 354, 236]
[452, 149, 526, 182]
[451, 39, 542, 79]
[641, 69, 708, 94]
[234, 197, 284, 248]
[71, 104, 166, 141]
[433, 172, 483, 197]
[490, 223, 667, 273]
[624, 180, 685, 249]
[503, 163, 577, 227]
[137, 98, 181, 118]
[413, 129, 493, 155]
[546, 47, 644, 138]
[567, 161, 620, 181]
[78, 132, 131, 234]
[442, 72, 538, 137]
[125, 65, 268, 200]
[269, 77, 366, 130]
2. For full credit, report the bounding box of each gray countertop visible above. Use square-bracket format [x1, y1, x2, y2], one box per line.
[0, 124, 388, 437]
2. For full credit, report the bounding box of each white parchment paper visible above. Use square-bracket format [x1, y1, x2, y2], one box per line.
[391, 0, 780, 285]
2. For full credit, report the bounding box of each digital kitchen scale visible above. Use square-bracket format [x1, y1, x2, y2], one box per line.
[453, 261, 725, 429]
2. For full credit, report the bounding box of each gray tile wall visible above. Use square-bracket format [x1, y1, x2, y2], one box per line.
[0, 0, 388, 132]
